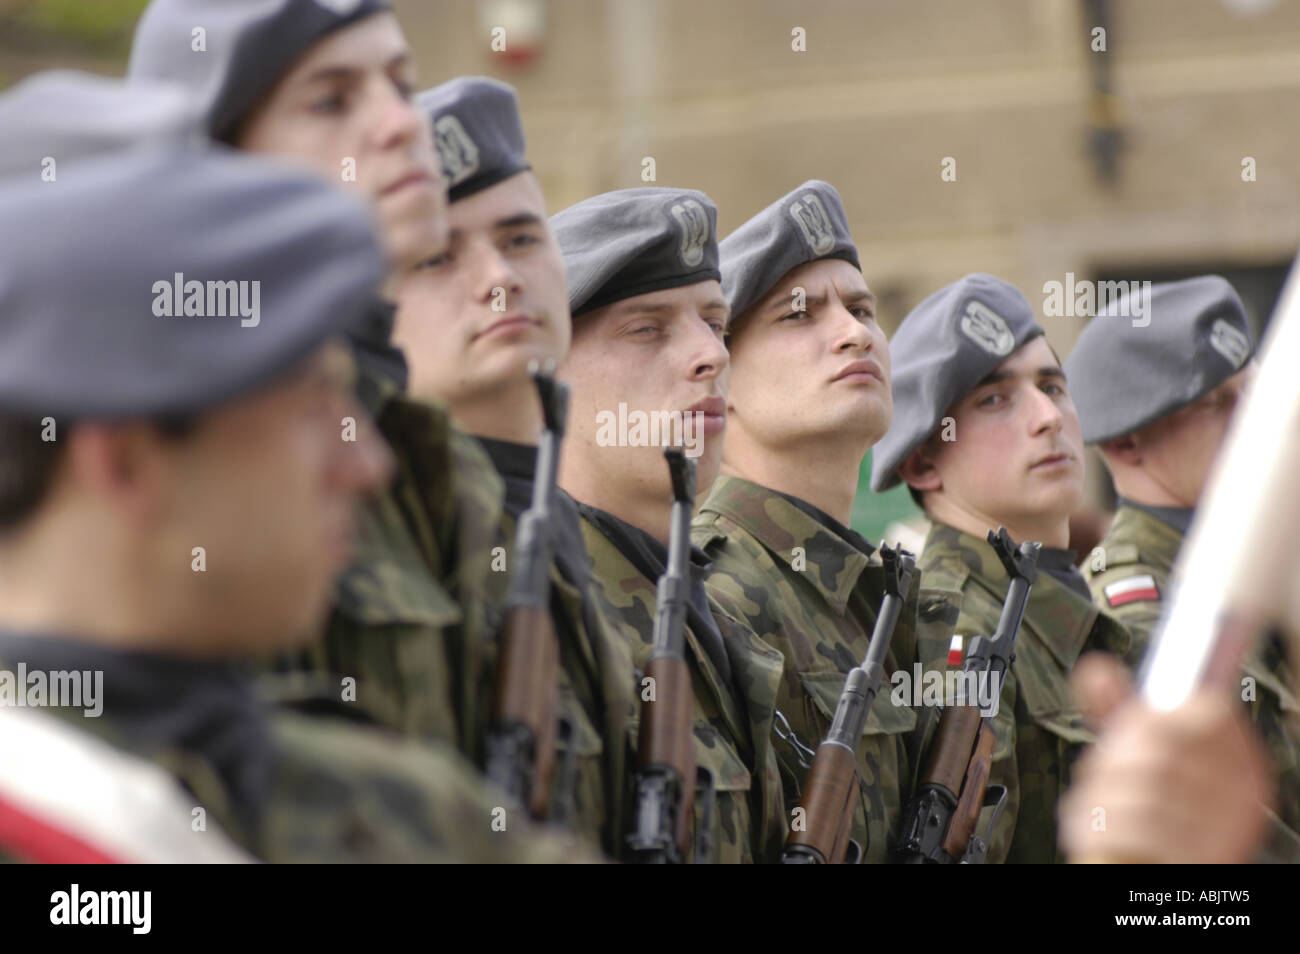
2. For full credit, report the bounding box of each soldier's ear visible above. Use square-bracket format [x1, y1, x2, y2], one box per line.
[66, 422, 178, 528]
[1100, 432, 1142, 467]
[898, 444, 942, 493]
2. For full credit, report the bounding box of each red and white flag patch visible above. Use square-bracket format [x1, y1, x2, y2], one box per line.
[1103, 574, 1160, 608]
[947, 634, 964, 667]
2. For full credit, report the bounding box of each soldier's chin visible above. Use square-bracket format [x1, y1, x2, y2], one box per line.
[1030, 481, 1084, 522]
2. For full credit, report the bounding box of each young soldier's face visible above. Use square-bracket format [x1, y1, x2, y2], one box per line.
[235, 12, 448, 271]
[1117, 363, 1255, 507]
[148, 343, 391, 653]
[725, 257, 890, 451]
[562, 281, 729, 500]
[393, 172, 571, 405]
[920, 336, 1085, 529]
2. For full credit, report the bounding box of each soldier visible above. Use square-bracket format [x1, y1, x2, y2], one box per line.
[1065, 275, 1300, 834]
[688, 180, 958, 862]
[1059, 654, 1277, 864]
[388, 76, 636, 856]
[130, 0, 504, 753]
[550, 188, 788, 862]
[871, 273, 1131, 862]
[0, 79, 589, 862]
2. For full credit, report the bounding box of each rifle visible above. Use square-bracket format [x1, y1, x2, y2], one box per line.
[783, 544, 916, 864]
[896, 527, 1040, 864]
[483, 366, 567, 819]
[627, 448, 714, 863]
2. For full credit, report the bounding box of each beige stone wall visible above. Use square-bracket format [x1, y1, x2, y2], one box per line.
[395, 0, 1300, 347]
[5, 0, 1298, 345]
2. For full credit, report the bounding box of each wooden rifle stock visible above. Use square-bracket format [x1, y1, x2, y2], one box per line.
[484, 366, 567, 820]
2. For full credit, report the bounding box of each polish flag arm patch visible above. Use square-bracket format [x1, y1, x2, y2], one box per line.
[947, 634, 964, 667]
[1103, 574, 1160, 608]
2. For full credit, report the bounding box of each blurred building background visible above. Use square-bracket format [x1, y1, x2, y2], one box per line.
[2, 0, 1296, 544]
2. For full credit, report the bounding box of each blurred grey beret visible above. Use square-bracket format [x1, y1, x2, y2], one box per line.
[551, 187, 721, 317]
[871, 273, 1044, 491]
[0, 147, 385, 419]
[720, 179, 861, 320]
[1064, 275, 1254, 444]
[0, 71, 200, 181]
[417, 76, 531, 203]
[129, 0, 389, 139]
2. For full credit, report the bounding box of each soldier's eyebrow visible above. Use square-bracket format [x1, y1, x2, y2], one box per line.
[974, 365, 1065, 389]
[493, 212, 545, 230]
[974, 369, 1014, 388]
[699, 297, 730, 326]
[766, 287, 875, 313]
[617, 301, 675, 316]
[299, 52, 411, 88]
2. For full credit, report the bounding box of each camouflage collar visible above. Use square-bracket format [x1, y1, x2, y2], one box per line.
[1115, 497, 1194, 539]
[920, 522, 1118, 670]
[1099, 504, 1184, 576]
[697, 475, 872, 616]
[577, 511, 753, 751]
[578, 503, 733, 684]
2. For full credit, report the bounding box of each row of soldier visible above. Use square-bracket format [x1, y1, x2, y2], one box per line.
[0, 0, 1292, 864]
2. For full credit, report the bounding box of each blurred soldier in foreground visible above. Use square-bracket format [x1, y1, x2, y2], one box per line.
[1059, 654, 1276, 864]
[0, 75, 590, 862]
[131, 0, 504, 754]
[872, 274, 1131, 862]
[391, 76, 635, 856]
[1066, 275, 1300, 836]
[690, 180, 958, 861]
[551, 189, 788, 862]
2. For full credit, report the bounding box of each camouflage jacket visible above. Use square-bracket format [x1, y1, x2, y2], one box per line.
[1086, 503, 1300, 835]
[580, 506, 788, 863]
[285, 360, 505, 761]
[296, 379, 633, 857]
[692, 475, 958, 862]
[0, 639, 595, 864]
[919, 523, 1131, 863]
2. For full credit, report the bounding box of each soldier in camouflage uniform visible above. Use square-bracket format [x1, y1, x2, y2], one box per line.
[1065, 276, 1300, 836]
[551, 188, 788, 862]
[0, 109, 590, 863]
[131, 0, 505, 756]
[871, 274, 1131, 862]
[387, 77, 637, 856]
[688, 181, 958, 862]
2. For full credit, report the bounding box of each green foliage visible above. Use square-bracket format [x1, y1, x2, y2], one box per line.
[851, 449, 921, 542]
[17, 0, 151, 48]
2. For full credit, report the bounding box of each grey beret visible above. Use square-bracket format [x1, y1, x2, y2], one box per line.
[129, 0, 389, 139]
[417, 76, 530, 203]
[1063, 275, 1254, 444]
[720, 179, 861, 320]
[871, 273, 1044, 492]
[0, 147, 385, 419]
[0, 71, 200, 182]
[551, 187, 721, 317]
